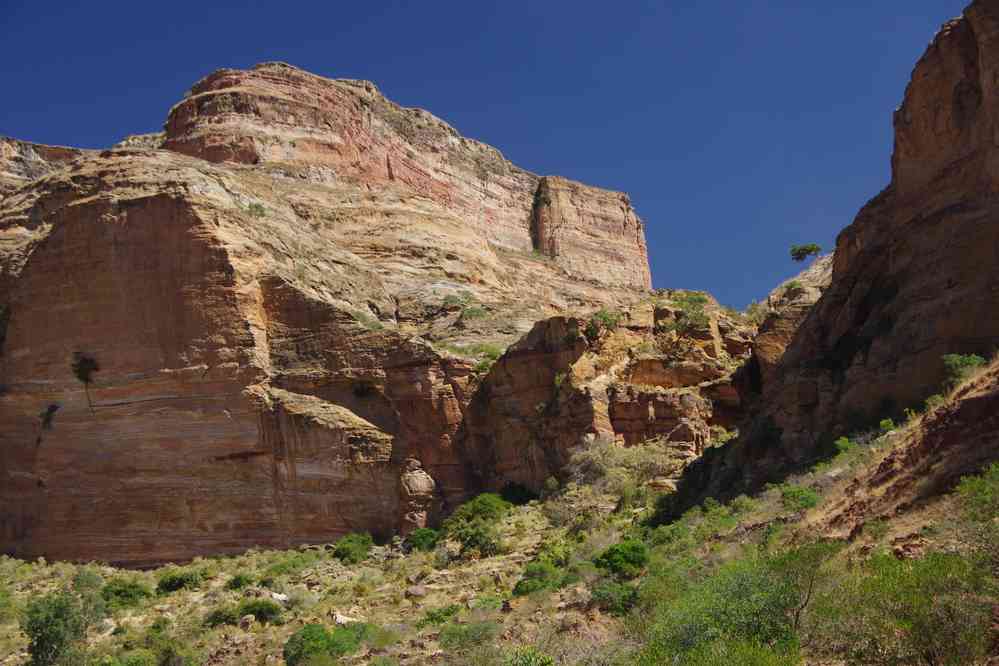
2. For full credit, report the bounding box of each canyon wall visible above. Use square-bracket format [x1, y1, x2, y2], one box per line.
[0, 64, 651, 565]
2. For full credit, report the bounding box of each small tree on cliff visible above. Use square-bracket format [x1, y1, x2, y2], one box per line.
[71, 352, 99, 414]
[790, 243, 822, 262]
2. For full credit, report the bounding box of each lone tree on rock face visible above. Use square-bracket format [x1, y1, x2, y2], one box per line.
[790, 243, 822, 262]
[71, 352, 99, 414]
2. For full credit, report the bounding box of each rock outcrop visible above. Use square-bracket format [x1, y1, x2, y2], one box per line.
[462, 295, 754, 491]
[0, 64, 651, 565]
[675, 0, 999, 503]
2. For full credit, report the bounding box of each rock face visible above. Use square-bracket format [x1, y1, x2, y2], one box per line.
[0, 63, 651, 565]
[462, 295, 754, 492]
[675, 0, 999, 502]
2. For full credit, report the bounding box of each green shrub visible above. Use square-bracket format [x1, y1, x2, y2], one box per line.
[224, 573, 253, 590]
[778, 484, 820, 512]
[593, 539, 649, 579]
[639, 554, 799, 660]
[789, 243, 821, 262]
[923, 393, 946, 411]
[512, 561, 563, 597]
[237, 598, 282, 624]
[21, 591, 87, 666]
[439, 621, 499, 652]
[956, 463, 999, 568]
[942, 353, 986, 388]
[666, 293, 710, 335]
[812, 551, 989, 665]
[284, 624, 335, 666]
[332, 532, 373, 564]
[155, 568, 202, 594]
[416, 604, 462, 629]
[500, 482, 538, 506]
[590, 579, 637, 616]
[204, 606, 239, 628]
[878, 418, 895, 432]
[784, 280, 803, 294]
[462, 306, 488, 319]
[505, 647, 556, 666]
[404, 527, 441, 552]
[246, 202, 266, 217]
[585, 308, 622, 339]
[0, 582, 14, 624]
[101, 578, 153, 611]
[448, 493, 512, 524]
[283, 623, 377, 665]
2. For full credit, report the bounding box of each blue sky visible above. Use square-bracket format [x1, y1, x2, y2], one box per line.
[1, 1, 968, 307]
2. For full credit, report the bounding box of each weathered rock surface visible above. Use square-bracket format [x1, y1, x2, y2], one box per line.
[462, 295, 754, 492]
[676, 0, 999, 503]
[0, 63, 651, 565]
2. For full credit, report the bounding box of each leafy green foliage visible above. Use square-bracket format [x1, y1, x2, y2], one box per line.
[443, 493, 512, 558]
[593, 539, 649, 579]
[282, 622, 381, 665]
[942, 353, 986, 388]
[811, 551, 990, 665]
[512, 560, 565, 596]
[416, 604, 462, 629]
[505, 647, 556, 666]
[405, 527, 441, 553]
[680, 639, 800, 666]
[155, 568, 203, 594]
[204, 606, 239, 628]
[333, 532, 373, 564]
[789, 243, 821, 262]
[21, 591, 87, 666]
[665, 292, 710, 335]
[224, 573, 253, 590]
[101, 577, 152, 611]
[246, 202, 266, 217]
[878, 418, 895, 432]
[778, 484, 821, 512]
[585, 308, 622, 339]
[237, 598, 283, 624]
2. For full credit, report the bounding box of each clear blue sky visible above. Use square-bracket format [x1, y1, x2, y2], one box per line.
[1, 1, 968, 307]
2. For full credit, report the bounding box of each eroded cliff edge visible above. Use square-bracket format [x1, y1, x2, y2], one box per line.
[0, 64, 653, 565]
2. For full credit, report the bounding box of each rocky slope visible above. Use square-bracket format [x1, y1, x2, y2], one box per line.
[0, 63, 655, 565]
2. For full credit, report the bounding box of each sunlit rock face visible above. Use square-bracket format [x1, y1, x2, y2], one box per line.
[0, 63, 652, 565]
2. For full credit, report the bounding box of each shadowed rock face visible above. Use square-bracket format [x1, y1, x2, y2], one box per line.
[673, 0, 999, 503]
[0, 63, 652, 565]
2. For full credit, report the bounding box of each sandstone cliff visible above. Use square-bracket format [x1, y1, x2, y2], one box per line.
[674, 0, 999, 503]
[0, 63, 652, 565]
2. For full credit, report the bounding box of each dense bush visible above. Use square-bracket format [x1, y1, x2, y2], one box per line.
[942, 353, 986, 388]
[447, 493, 512, 524]
[21, 591, 88, 666]
[237, 598, 283, 624]
[101, 578, 152, 611]
[224, 573, 253, 590]
[512, 560, 564, 596]
[778, 484, 820, 512]
[443, 493, 512, 558]
[404, 527, 441, 553]
[811, 551, 990, 664]
[155, 568, 203, 594]
[666, 292, 710, 335]
[593, 539, 649, 579]
[283, 622, 379, 665]
[333, 532, 374, 564]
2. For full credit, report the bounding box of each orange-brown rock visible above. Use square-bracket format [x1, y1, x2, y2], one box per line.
[462, 295, 754, 491]
[674, 0, 999, 505]
[0, 64, 652, 565]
